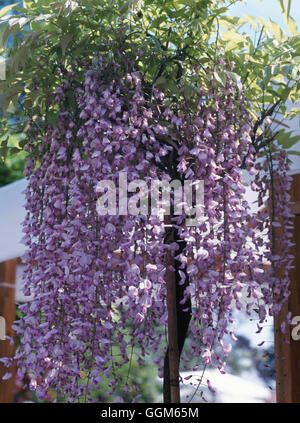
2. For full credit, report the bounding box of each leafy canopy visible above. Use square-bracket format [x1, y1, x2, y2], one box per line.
[0, 0, 299, 160]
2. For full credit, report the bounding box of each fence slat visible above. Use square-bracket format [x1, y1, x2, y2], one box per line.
[275, 174, 300, 402]
[0, 259, 17, 403]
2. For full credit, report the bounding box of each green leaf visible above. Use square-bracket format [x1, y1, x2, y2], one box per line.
[1, 16, 28, 49]
[280, 86, 292, 102]
[271, 64, 280, 75]
[269, 19, 282, 42]
[275, 129, 300, 148]
[213, 71, 226, 87]
[10, 47, 28, 74]
[32, 13, 55, 23]
[1, 23, 13, 49]
[0, 94, 10, 113]
[227, 71, 242, 92]
[60, 33, 72, 56]
[183, 84, 194, 99]
[47, 111, 58, 129]
[154, 76, 167, 87]
[281, 64, 290, 76]
[165, 79, 180, 97]
[0, 137, 8, 147]
[66, 90, 76, 109]
[222, 30, 246, 45]
[11, 93, 19, 109]
[288, 150, 300, 156]
[0, 145, 8, 161]
[0, 3, 18, 19]
[9, 146, 21, 155]
[23, 1, 33, 9]
[263, 66, 272, 86]
[287, 16, 297, 36]
[0, 136, 9, 160]
[18, 138, 28, 148]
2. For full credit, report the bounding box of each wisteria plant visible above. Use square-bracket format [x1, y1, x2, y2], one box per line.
[0, 0, 299, 403]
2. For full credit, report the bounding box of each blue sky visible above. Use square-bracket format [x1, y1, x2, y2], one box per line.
[230, 0, 300, 28]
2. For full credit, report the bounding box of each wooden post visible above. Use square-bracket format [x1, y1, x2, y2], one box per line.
[166, 245, 180, 403]
[162, 146, 191, 403]
[274, 173, 300, 402]
[0, 259, 17, 403]
[163, 213, 181, 403]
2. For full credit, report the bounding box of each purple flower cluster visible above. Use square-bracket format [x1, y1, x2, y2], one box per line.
[251, 149, 294, 316]
[8, 56, 293, 401]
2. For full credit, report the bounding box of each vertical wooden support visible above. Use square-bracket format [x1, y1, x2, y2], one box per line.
[164, 213, 181, 404]
[166, 246, 180, 403]
[274, 173, 300, 402]
[0, 259, 17, 403]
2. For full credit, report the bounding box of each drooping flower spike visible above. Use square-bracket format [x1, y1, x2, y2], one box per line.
[8, 55, 293, 402]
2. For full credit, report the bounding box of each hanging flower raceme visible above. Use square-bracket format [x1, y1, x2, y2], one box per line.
[251, 149, 294, 317]
[8, 55, 293, 402]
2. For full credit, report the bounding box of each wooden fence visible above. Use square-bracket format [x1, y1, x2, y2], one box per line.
[0, 259, 17, 402]
[275, 173, 300, 402]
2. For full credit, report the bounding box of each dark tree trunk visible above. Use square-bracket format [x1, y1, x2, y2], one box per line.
[163, 229, 191, 403]
[163, 144, 192, 403]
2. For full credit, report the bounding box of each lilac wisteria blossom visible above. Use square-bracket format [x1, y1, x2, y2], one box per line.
[7, 55, 293, 402]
